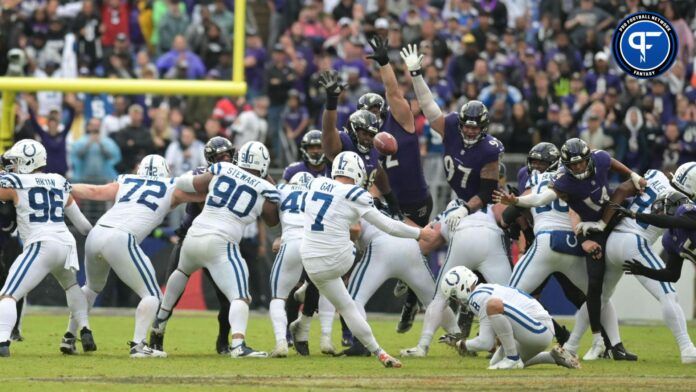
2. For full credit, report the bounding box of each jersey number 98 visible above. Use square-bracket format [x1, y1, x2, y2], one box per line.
[207, 177, 258, 217]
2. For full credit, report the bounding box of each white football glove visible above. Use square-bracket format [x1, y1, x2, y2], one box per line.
[445, 206, 469, 233]
[575, 220, 606, 236]
[630, 172, 645, 192]
[400, 44, 424, 72]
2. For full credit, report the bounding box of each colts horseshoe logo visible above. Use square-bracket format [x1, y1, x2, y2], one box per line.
[566, 234, 578, 248]
[23, 144, 37, 157]
[445, 270, 461, 286]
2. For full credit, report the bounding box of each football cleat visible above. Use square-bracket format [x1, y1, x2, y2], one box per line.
[149, 330, 164, 352]
[396, 301, 419, 334]
[400, 345, 427, 357]
[606, 342, 637, 361]
[59, 332, 77, 355]
[270, 340, 288, 358]
[10, 328, 23, 342]
[80, 327, 97, 352]
[551, 345, 581, 369]
[393, 280, 408, 298]
[294, 341, 310, 356]
[0, 340, 9, 357]
[341, 331, 353, 347]
[289, 319, 310, 343]
[129, 341, 167, 358]
[488, 347, 504, 367]
[488, 357, 524, 370]
[582, 338, 606, 361]
[216, 335, 230, 355]
[681, 345, 696, 364]
[230, 342, 268, 358]
[320, 335, 336, 355]
[378, 352, 402, 368]
[554, 324, 570, 347]
[339, 340, 371, 357]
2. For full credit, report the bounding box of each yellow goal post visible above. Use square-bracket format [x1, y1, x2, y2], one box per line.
[0, 0, 248, 152]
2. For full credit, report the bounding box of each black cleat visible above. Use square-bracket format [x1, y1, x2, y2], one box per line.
[294, 341, 310, 356]
[338, 339, 371, 357]
[216, 335, 230, 355]
[149, 330, 164, 352]
[80, 327, 97, 352]
[457, 310, 475, 339]
[60, 332, 77, 355]
[10, 328, 23, 342]
[606, 342, 638, 361]
[396, 302, 419, 333]
[0, 340, 9, 357]
[341, 331, 353, 347]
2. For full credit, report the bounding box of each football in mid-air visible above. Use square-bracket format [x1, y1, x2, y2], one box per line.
[373, 132, 398, 155]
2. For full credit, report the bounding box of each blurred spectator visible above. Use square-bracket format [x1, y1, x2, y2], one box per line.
[101, 95, 130, 135]
[150, 109, 174, 155]
[282, 90, 310, 151]
[71, 118, 121, 183]
[244, 32, 267, 99]
[74, 0, 102, 70]
[655, 121, 685, 170]
[478, 65, 522, 111]
[333, 0, 355, 22]
[564, 0, 613, 48]
[27, 101, 73, 176]
[649, 78, 675, 124]
[420, 19, 450, 66]
[210, 0, 234, 38]
[156, 35, 206, 79]
[151, 0, 186, 52]
[528, 71, 556, 125]
[113, 104, 154, 173]
[265, 44, 295, 162]
[424, 65, 453, 107]
[165, 126, 206, 177]
[193, 22, 231, 71]
[580, 104, 613, 152]
[487, 99, 513, 146]
[478, 1, 508, 34]
[157, 1, 189, 54]
[365, 0, 398, 27]
[231, 96, 269, 149]
[584, 52, 621, 95]
[447, 34, 479, 94]
[101, 0, 129, 49]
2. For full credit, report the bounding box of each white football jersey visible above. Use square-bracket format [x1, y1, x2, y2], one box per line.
[189, 162, 279, 243]
[301, 177, 374, 259]
[527, 170, 572, 233]
[0, 173, 75, 245]
[468, 283, 551, 322]
[97, 174, 177, 242]
[277, 183, 306, 242]
[437, 199, 502, 239]
[614, 169, 670, 243]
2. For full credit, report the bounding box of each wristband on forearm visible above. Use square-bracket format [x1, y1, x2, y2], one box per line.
[325, 94, 338, 110]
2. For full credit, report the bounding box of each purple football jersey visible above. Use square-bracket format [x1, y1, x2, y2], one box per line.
[662, 204, 696, 262]
[550, 150, 612, 222]
[442, 112, 504, 201]
[517, 166, 530, 191]
[282, 161, 331, 182]
[177, 166, 207, 237]
[381, 112, 429, 204]
[339, 131, 380, 188]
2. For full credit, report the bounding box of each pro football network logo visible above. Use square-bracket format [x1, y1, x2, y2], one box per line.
[612, 12, 678, 78]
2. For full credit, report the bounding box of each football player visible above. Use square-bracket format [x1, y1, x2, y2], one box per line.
[68, 154, 204, 358]
[151, 142, 279, 358]
[363, 35, 432, 334]
[282, 130, 330, 181]
[0, 140, 94, 357]
[157, 136, 236, 354]
[440, 266, 579, 370]
[495, 138, 646, 360]
[300, 151, 437, 368]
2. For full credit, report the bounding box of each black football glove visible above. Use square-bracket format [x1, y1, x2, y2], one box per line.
[623, 259, 650, 276]
[317, 70, 345, 98]
[366, 36, 390, 66]
[608, 201, 635, 219]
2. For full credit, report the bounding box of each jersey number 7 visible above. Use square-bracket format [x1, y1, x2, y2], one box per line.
[310, 192, 333, 232]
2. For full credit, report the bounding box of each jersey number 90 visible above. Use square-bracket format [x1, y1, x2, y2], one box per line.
[207, 177, 258, 217]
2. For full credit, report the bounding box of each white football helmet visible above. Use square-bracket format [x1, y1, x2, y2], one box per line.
[237, 141, 271, 178]
[331, 151, 366, 187]
[440, 266, 479, 303]
[671, 162, 696, 199]
[3, 139, 47, 174]
[137, 154, 170, 177]
[289, 172, 314, 187]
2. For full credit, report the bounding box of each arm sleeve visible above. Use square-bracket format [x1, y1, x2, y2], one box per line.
[362, 209, 420, 239]
[635, 252, 684, 283]
[464, 317, 495, 352]
[64, 202, 93, 235]
[175, 173, 196, 193]
[515, 188, 557, 208]
[634, 213, 696, 230]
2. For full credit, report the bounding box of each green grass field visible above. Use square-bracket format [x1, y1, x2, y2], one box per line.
[3, 310, 696, 391]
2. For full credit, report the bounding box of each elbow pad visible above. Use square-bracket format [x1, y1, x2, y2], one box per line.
[176, 174, 196, 193]
[476, 179, 499, 206]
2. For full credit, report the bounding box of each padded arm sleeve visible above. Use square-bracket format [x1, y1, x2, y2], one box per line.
[363, 209, 420, 239]
[175, 174, 196, 193]
[515, 188, 557, 208]
[411, 74, 442, 123]
[65, 202, 93, 235]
